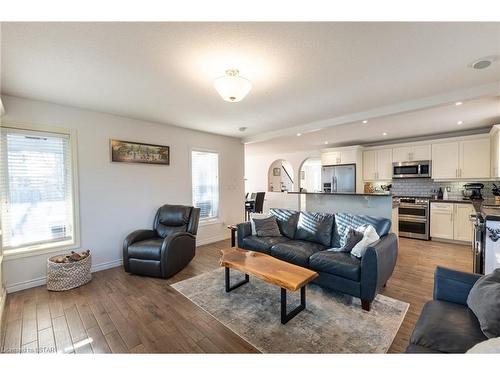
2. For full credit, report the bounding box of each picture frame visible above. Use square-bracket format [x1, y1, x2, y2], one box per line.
[110, 139, 170, 165]
[273, 167, 281, 176]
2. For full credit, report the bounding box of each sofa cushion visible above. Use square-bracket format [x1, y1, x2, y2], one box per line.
[254, 216, 281, 237]
[270, 240, 326, 267]
[242, 235, 290, 254]
[295, 211, 335, 246]
[467, 268, 500, 338]
[269, 208, 300, 239]
[409, 300, 487, 353]
[333, 213, 391, 248]
[309, 251, 361, 281]
[127, 238, 164, 260]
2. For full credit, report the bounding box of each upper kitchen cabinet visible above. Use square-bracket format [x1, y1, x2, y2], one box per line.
[363, 148, 392, 180]
[392, 144, 431, 163]
[432, 137, 490, 179]
[321, 147, 358, 165]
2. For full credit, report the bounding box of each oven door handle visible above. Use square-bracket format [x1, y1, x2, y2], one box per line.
[398, 215, 428, 223]
[399, 204, 428, 209]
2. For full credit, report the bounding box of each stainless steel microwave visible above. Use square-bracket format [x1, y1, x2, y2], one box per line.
[392, 160, 431, 179]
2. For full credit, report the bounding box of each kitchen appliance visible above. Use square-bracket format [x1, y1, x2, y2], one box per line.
[392, 160, 431, 179]
[463, 183, 484, 200]
[321, 164, 356, 193]
[484, 215, 500, 274]
[471, 213, 485, 274]
[396, 196, 430, 240]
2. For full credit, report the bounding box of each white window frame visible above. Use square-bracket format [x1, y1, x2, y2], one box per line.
[190, 147, 221, 225]
[1, 122, 80, 260]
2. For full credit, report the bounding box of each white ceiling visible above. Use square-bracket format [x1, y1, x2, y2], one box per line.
[245, 96, 500, 155]
[1, 22, 500, 141]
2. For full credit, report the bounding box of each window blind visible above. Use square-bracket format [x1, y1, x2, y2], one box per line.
[0, 127, 75, 251]
[191, 150, 219, 220]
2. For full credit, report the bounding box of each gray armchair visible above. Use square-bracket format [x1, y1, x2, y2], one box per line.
[123, 204, 200, 278]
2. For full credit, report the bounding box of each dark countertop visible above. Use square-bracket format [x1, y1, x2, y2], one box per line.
[287, 191, 391, 197]
[430, 198, 473, 204]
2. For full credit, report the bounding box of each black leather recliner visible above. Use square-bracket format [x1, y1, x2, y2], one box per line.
[123, 204, 200, 278]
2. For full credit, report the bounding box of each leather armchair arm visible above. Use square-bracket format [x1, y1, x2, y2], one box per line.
[123, 229, 157, 272]
[360, 233, 398, 301]
[237, 222, 252, 248]
[160, 232, 196, 278]
[433, 266, 481, 305]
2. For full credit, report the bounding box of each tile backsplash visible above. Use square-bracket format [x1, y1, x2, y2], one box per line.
[373, 179, 500, 198]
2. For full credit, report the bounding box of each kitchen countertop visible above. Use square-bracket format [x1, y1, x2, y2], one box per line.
[287, 191, 391, 197]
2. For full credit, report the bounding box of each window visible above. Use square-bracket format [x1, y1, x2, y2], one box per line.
[191, 150, 219, 220]
[1, 126, 79, 255]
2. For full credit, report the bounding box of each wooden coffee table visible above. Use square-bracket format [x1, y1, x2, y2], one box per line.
[219, 247, 319, 324]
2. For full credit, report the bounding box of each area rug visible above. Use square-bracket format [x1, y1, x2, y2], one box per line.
[172, 268, 409, 353]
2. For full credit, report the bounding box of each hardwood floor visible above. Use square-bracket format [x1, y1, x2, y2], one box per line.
[0, 237, 472, 354]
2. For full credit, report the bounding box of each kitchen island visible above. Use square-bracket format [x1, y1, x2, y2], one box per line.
[287, 191, 393, 219]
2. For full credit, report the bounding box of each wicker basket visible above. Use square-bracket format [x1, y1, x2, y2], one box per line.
[47, 254, 92, 291]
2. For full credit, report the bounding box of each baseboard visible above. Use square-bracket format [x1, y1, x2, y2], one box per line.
[197, 232, 230, 246]
[5, 258, 124, 293]
[0, 286, 7, 342]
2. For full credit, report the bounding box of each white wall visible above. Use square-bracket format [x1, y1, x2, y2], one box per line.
[1, 95, 245, 292]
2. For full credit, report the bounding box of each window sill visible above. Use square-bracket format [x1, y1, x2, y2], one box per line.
[198, 218, 222, 227]
[3, 240, 80, 261]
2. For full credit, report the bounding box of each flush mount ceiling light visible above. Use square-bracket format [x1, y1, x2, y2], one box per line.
[296, 133, 302, 137]
[469, 56, 499, 70]
[457, 120, 464, 125]
[455, 101, 463, 106]
[214, 69, 252, 102]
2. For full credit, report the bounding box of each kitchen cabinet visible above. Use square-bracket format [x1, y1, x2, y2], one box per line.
[432, 138, 490, 179]
[453, 203, 475, 242]
[430, 202, 454, 240]
[321, 148, 357, 165]
[363, 148, 393, 180]
[392, 144, 431, 163]
[430, 202, 474, 242]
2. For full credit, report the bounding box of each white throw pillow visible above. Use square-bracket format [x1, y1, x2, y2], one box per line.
[350, 224, 380, 258]
[467, 337, 500, 353]
[250, 212, 271, 236]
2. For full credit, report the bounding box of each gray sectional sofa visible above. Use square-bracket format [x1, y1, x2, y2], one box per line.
[237, 208, 398, 310]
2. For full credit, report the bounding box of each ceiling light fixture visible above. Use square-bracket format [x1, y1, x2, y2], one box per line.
[469, 56, 499, 70]
[362, 120, 368, 124]
[296, 133, 302, 137]
[455, 101, 463, 106]
[382, 132, 388, 136]
[457, 121, 464, 125]
[324, 141, 329, 145]
[214, 69, 252, 103]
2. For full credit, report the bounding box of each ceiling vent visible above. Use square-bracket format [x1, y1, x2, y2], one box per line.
[469, 56, 499, 70]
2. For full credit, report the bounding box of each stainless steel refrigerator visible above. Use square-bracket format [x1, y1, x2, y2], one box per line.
[321, 164, 356, 193]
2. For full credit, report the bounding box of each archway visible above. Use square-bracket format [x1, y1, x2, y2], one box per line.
[267, 159, 294, 192]
[299, 157, 322, 193]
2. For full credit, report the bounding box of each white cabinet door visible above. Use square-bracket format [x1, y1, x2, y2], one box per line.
[453, 203, 475, 242]
[377, 148, 393, 180]
[363, 150, 377, 180]
[412, 144, 431, 161]
[432, 142, 460, 179]
[392, 146, 412, 162]
[340, 149, 357, 165]
[321, 151, 341, 166]
[460, 138, 490, 179]
[430, 202, 454, 239]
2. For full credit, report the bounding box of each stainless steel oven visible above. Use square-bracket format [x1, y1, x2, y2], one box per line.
[397, 197, 430, 240]
[393, 160, 431, 179]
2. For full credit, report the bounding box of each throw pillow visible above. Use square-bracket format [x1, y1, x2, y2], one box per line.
[253, 216, 281, 237]
[249, 212, 271, 236]
[466, 337, 500, 353]
[332, 227, 364, 253]
[350, 225, 380, 258]
[467, 269, 500, 338]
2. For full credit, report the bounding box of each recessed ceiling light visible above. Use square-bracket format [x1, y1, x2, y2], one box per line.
[362, 120, 368, 124]
[382, 132, 387, 136]
[455, 101, 463, 106]
[324, 141, 329, 145]
[296, 133, 302, 137]
[457, 121, 464, 125]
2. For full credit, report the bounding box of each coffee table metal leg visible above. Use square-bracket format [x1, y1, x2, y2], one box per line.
[280, 286, 306, 324]
[225, 267, 249, 292]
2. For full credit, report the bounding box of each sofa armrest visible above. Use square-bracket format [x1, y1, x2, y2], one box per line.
[161, 232, 196, 278]
[360, 233, 398, 301]
[237, 222, 252, 248]
[123, 229, 157, 271]
[433, 266, 481, 305]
